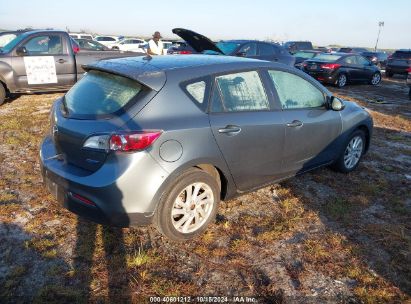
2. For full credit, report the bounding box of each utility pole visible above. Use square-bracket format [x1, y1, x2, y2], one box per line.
[374, 21, 384, 52]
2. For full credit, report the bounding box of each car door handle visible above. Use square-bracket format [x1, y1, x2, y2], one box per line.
[57, 59, 67, 64]
[286, 120, 303, 127]
[218, 125, 241, 135]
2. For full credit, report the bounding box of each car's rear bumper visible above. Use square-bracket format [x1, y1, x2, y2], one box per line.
[386, 65, 410, 74]
[40, 135, 169, 227]
[304, 70, 337, 84]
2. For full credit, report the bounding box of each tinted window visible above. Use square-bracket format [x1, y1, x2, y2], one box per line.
[357, 56, 370, 65]
[392, 51, 411, 59]
[268, 70, 324, 109]
[314, 54, 341, 62]
[216, 42, 241, 55]
[96, 37, 116, 42]
[343, 56, 356, 64]
[215, 71, 269, 112]
[23, 35, 63, 55]
[186, 81, 206, 104]
[65, 70, 142, 116]
[294, 51, 316, 59]
[258, 43, 274, 56]
[80, 35, 92, 39]
[238, 43, 257, 56]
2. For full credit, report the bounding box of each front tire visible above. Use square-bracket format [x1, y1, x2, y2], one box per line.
[332, 130, 366, 173]
[336, 73, 347, 88]
[0, 83, 6, 106]
[370, 72, 381, 85]
[153, 168, 220, 241]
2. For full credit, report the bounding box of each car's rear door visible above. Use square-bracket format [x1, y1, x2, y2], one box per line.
[356, 55, 377, 80]
[257, 43, 278, 62]
[267, 69, 342, 175]
[208, 69, 286, 191]
[12, 33, 76, 91]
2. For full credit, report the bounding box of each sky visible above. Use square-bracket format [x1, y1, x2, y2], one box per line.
[0, 0, 410, 49]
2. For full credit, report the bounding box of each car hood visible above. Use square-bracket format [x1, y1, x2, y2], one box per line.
[172, 28, 224, 54]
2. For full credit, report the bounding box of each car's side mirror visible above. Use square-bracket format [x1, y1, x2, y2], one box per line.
[16, 46, 28, 56]
[236, 51, 246, 57]
[328, 96, 345, 111]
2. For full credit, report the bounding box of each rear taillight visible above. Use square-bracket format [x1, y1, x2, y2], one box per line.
[407, 67, 411, 73]
[321, 63, 341, 70]
[179, 50, 192, 55]
[71, 193, 96, 206]
[83, 131, 162, 152]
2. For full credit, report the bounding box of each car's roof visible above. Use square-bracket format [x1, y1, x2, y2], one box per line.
[85, 55, 276, 90]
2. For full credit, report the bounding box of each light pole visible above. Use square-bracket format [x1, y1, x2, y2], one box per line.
[374, 21, 384, 52]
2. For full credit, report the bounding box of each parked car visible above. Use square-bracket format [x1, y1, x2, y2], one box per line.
[0, 30, 137, 105]
[385, 49, 411, 77]
[162, 41, 173, 55]
[40, 55, 373, 241]
[110, 38, 146, 53]
[167, 41, 198, 55]
[407, 67, 411, 100]
[361, 51, 388, 69]
[69, 33, 93, 40]
[283, 41, 313, 54]
[74, 38, 110, 51]
[172, 28, 295, 66]
[93, 35, 120, 47]
[302, 53, 381, 88]
[337, 47, 369, 53]
[315, 46, 332, 53]
[292, 50, 322, 69]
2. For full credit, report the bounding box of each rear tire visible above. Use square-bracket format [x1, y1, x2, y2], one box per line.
[331, 129, 366, 173]
[370, 72, 381, 85]
[0, 83, 6, 106]
[153, 168, 220, 241]
[335, 73, 347, 88]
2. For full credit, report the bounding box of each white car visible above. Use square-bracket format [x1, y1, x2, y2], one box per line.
[162, 41, 173, 55]
[93, 35, 121, 47]
[110, 38, 147, 53]
[69, 33, 93, 40]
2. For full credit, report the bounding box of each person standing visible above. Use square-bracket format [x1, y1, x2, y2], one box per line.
[147, 31, 164, 56]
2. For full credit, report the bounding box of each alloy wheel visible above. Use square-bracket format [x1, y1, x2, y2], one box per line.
[343, 136, 363, 169]
[338, 74, 347, 87]
[171, 182, 214, 234]
[371, 73, 381, 85]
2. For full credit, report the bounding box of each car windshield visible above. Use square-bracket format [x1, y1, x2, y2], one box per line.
[64, 70, 143, 116]
[294, 51, 316, 59]
[0, 33, 18, 48]
[313, 54, 342, 62]
[0, 34, 26, 53]
[216, 42, 241, 55]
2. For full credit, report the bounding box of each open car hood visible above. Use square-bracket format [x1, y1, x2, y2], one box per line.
[172, 28, 224, 54]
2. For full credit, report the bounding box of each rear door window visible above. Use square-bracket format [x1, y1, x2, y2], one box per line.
[238, 43, 257, 56]
[64, 70, 143, 117]
[214, 71, 269, 112]
[258, 43, 274, 56]
[268, 70, 325, 109]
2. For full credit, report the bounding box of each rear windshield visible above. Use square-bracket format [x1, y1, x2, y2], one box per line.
[313, 54, 342, 62]
[216, 42, 241, 55]
[393, 51, 411, 59]
[64, 70, 142, 116]
[294, 51, 316, 59]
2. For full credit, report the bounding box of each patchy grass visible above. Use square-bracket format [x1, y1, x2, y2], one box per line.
[0, 81, 410, 303]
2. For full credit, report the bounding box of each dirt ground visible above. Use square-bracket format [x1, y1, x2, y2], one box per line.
[0, 75, 410, 304]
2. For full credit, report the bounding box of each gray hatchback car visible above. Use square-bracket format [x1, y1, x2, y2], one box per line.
[40, 55, 373, 241]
